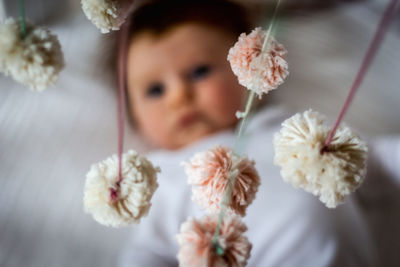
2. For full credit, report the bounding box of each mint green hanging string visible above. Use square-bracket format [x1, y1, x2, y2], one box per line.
[19, 0, 27, 38]
[212, 0, 283, 255]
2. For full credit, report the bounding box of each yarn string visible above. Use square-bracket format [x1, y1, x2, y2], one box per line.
[233, 90, 255, 151]
[213, 0, 283, 255]
[18, 0, 26, 38]
[233, 0, 281, 153]
[322, 0, 400, 150]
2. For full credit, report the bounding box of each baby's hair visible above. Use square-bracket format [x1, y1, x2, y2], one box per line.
[127, 0, 251, 41]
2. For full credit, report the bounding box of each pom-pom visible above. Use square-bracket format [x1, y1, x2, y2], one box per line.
[176, 215, 251, 267]
[83, 150, 160, 227]
[273, 109, 368, 208]
[81, 0, 126, 33]
[182, 146, 260, 216]
[227, 27, 288, 97]
[0, 18, 65, 91]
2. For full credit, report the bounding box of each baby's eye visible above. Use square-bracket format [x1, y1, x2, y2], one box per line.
[146, 83, 165, 98]
[189, 64, 211, 81]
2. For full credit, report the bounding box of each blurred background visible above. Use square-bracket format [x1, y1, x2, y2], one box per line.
[0, 0, 399, 266]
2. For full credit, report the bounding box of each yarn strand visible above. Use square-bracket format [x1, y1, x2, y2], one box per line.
[213, 0, 283, 254]
[18, 0, 26, 38]
[323, 0, 400, 150]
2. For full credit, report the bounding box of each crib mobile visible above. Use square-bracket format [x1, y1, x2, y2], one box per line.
[1, 0, 399, 266]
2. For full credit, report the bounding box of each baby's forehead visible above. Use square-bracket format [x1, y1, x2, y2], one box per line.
[127, 23, 234, 79]
[130, 23, 234, 55]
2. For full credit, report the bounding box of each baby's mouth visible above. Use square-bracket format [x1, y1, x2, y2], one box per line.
[178, 112, 200, 128]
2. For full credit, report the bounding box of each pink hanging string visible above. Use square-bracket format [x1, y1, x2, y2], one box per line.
[322, 0, 399, 152]
[116, 20, 131, 186]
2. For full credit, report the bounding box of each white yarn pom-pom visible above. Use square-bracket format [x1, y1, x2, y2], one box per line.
[182, 146, 260, 217]
[176, 215, 252, 267]
[81, 0, 126, 33]
[273, 110, 368, 208]
[84, 150, 160, 227]
[227, 27, 289, 97]
[0, 18, 64, 91]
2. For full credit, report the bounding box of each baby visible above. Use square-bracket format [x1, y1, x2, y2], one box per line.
[125, 1, 248, 150]
[117, 0, 377, 266]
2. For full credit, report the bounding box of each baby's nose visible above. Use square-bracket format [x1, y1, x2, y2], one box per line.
[167, 78, 193, 108]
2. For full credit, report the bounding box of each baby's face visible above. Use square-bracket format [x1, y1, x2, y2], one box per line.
[127, 23, 245, 150]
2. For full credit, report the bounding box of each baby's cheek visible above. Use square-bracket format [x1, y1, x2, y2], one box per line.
[202, 80, 244, 126]
[143, 120, 175, 149]
[135, 107, 168, 145]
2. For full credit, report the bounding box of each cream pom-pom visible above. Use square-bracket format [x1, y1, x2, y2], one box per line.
[81, 0, 126, 33]
[227, 27, 289, 97]
[182, 146, 260, 217]
[0, 18, 65, 91]
[273, 110, 368, 208]
[83, 150, 160, 227]
[176, 215, 252, 267]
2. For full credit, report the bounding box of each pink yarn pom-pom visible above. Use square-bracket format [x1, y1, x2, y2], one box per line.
[176, 215, 252, 267]
[227, 27, 288, 97]
[182, 146, 260, 217]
